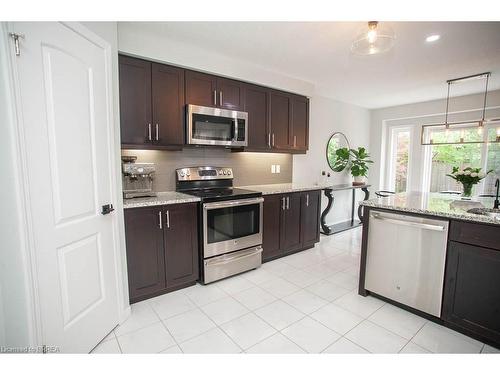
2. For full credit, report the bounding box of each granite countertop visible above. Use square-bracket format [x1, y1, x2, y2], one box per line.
[123, 191, 200, 209]
[237, 183, 330, 195]
[360, 191, 499, 225]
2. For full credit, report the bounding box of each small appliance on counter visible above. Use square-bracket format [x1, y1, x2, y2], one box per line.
[122, 156, 157, 199]
[176, 166, 263, 283]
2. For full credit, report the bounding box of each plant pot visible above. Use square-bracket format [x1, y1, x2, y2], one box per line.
[352, 175, 366, 186]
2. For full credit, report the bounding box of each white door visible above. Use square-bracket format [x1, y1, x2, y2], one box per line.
[10, 22, 120, 353]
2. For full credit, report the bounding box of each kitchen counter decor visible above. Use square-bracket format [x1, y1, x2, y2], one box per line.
[446, 166, 492, 198]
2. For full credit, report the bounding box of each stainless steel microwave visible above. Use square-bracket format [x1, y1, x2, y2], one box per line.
[186, 104, 248, 147]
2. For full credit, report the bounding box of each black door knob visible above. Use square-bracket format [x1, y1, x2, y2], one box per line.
[101, 204, 115, 215]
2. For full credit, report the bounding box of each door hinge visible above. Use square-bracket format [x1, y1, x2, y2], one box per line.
[8, 32, 25, 56]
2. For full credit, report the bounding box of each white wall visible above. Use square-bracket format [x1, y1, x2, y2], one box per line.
[370, 90, 500, 192]
[293, 96, 371, 225]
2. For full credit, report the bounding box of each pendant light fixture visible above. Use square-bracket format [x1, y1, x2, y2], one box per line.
[351, 21, 396, 56]
[421, 72, 500, 145]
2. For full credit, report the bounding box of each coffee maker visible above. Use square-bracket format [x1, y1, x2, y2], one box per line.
[122, 156, 157, 199]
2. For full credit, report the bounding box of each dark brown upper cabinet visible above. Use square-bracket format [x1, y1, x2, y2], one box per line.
[185, 70, 217, 107]
[269, 91, 292, 150]
[185, 70, 245, 110]
[119, 55, 184, 149]
[152, 63, 185, 146]
[119, 56, 152, 146]
[244, 84, 270, 150]
[291, 95, 309, 151]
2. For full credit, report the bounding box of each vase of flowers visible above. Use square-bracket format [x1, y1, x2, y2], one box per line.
[446, 167, 492, 198]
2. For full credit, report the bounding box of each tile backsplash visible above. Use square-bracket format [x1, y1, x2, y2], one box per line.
[121, 147, 292, 191]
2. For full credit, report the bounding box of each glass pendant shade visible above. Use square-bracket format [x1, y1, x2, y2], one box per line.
[351, 21, 396, 56]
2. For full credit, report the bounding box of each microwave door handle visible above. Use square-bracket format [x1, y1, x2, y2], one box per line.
[233, 118, 238, 142]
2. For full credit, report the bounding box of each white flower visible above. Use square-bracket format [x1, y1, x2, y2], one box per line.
[478, 172, 486, 178]
[464, 170, 471, 175]
[456, 170, 463, 175]
[471, 172, 478, 177]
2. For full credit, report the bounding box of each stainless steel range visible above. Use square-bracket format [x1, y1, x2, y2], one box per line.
[176, 166, 263, 284]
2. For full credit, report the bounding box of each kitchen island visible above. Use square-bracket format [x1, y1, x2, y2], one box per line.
[358, 192, 500, 349]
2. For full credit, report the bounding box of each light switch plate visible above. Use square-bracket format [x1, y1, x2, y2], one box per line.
[271, 165, 276, 173]
[276, 165, 281, 173]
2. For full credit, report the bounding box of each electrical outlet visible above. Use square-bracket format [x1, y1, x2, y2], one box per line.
[271, 165, 276, 173]
[276, 164, 280, 173]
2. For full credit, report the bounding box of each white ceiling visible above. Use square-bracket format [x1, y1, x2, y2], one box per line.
[126, 22, 500, 109]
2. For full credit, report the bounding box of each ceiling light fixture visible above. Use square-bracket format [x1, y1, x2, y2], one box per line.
[351, 21, 396, 56]
[426, 34, 441, 43]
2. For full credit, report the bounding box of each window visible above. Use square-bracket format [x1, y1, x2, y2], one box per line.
[425, 124, 500, 195]
[388, 127, 411, 193]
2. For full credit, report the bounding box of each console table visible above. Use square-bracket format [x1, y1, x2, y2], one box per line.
[320, 184, 370, 235]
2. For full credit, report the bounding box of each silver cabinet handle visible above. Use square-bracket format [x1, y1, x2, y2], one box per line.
[158, 211, 162, 229]
[148, 123, 152, 141]
[155, 123, 159, 141]
[286, 196, 290, 210]
[272, 133, 275, 147]
[219, 91, 223, 106]
[282, 197, 285, 211]
[166, 210, 170, 229]
[306, 194, 309, 207]
[268, 133, 271, 147]
[294, 135, 297, 147]
[370, 213, 446, 232]
[213, 90, 217, 106]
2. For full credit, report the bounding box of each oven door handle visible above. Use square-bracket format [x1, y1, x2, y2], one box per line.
[203, 197, 264, 210]
[205, 247, 263, 266]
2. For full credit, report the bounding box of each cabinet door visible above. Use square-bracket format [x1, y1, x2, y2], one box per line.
[442, 241, 500, 344]
[245, 84, 269, 149]
[301, 190, 320, 247]
[119, 55, 152, 146]
[152, 63, 185, 146]
[164, 203, 199, 288]
[185, 70, 217, 107]
[262, 194, 283, 261]
[281, 193, 303, 253]
[217, 77, 245, 110]
[291, 95, 309, 150]
[124, 207, 166, 303]
[269, 90, 291, 150]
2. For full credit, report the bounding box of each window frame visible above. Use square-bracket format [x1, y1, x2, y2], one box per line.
[386, 125, 413, 193]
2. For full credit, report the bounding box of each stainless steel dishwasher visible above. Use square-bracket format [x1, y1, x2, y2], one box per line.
[364, 210, 449, 317]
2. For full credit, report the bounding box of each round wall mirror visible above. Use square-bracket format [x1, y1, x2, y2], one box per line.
[326, 132, 351, 172]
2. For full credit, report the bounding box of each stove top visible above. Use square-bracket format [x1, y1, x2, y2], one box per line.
[181, 187, 262, 202]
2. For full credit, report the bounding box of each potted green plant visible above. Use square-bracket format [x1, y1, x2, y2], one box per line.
[446, 167, 492, 198]
[350, 147, 373, 186]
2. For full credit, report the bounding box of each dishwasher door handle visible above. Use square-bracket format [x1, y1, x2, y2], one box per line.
[370, 213, 446, 231]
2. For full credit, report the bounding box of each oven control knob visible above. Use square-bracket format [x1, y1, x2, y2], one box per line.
[227, 170, 232, 175]
[223, 170, 227, 175]
[180, 172, 185, 177]
[219, 170, 223, 175]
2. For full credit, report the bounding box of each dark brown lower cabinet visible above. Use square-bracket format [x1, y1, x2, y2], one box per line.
[262, 190, 321, 261]
[301, 190, 321, 248]
[124, 203, 198, 303]
[442, 240, 500, 345]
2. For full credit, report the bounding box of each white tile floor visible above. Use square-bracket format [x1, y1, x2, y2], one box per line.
[92, 227, 499, 354]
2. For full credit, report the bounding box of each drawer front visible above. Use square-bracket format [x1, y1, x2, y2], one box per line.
[449, 221, 500, 251]
[204, 246, 262, 284]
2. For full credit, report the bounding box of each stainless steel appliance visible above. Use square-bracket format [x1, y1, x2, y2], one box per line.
[122, 156, 157, 199]
[176, 166, 263, 283]
[364, 210, 449, 317]
[186, 104, 248, 147]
